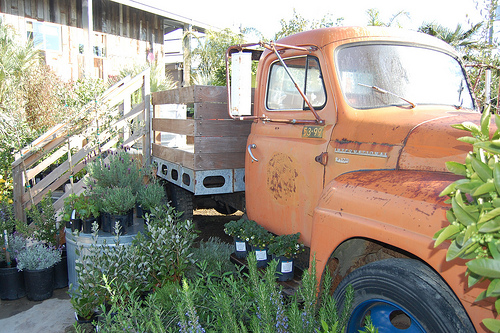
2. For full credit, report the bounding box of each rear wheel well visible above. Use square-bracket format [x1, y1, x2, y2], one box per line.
[323, 238, 420, 293]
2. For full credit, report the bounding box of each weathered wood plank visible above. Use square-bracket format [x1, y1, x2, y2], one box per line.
[12, 164, 25, 221]
[152, 143, 194, 169]
[152, 118, 194, 136]
[194, 152, 246, 170]
[194, 119, 251, 137]
[193, 102, 228, 120]
[152, 86, 227, 105]
[194, 136, 248, 154]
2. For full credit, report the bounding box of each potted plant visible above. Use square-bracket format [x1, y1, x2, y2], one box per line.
[61, 193, 78, 230]
[137, 182, 166, 217]
[247, 223, 274, 268]
[268, 232, 304, 281]
[86, 148, 143, 194]
[100, 186, 136, 235]
[73, 194, 99, 233]
[224, 218, 255, 258]
[69, 283, 101, 326]
[25, 191, 63, 247]
[0, 231, 27, 300]
[16, 243, 62, 301]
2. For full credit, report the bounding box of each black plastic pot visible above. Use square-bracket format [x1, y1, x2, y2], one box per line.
[234, 237, 249, 259]
[82, 217, 96, 233]
[251, 245, 269, 268]
[24, 266, 54, 301]
[53, 250, 68, 289]
[70, 218, 82, 232]
[127, 209, 134, 227]
[0, 261, 26, 300]
[101, 212, 111, 232]
[275, 256, 295, 282]
[110, 214, 128, 235]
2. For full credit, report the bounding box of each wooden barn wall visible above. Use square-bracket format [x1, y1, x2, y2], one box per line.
[0, 0, 165, 81]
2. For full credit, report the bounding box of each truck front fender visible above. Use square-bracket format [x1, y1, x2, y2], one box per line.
[310, 169, 490, 315]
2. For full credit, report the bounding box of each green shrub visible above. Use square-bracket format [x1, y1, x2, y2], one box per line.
[435, 108, 500, 332]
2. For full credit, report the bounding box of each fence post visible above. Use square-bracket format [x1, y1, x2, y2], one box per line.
[12, 162, 25, 222]
[142, 70, 151, 166]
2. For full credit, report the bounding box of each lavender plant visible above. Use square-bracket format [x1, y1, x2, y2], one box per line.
[16, 243, 61, 271]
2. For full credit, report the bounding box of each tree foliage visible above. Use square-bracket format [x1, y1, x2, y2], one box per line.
[273, 9, 343, 40]
[366, 8, 410, 28]
[192, 28, 246, 86]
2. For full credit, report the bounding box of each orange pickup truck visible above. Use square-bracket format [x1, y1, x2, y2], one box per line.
[155, 26, 493, 332]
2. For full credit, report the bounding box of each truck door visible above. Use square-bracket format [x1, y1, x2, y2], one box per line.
[245, 52, 336, 244]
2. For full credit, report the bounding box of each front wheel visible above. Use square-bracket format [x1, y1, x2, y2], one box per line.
[333, 258, 475, 333]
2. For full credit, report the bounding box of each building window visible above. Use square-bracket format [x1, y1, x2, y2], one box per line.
[93, 33, 107, 58]
[26, 20, 62, 52]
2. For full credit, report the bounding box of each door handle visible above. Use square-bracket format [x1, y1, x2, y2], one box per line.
[247, 144, 259, 162]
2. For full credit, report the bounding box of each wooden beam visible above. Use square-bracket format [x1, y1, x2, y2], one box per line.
[152, 118, 194, 136]
[152, 143, 194, 169]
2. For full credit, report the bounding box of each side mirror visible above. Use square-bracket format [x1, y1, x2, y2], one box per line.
[230, 51, 252, 116]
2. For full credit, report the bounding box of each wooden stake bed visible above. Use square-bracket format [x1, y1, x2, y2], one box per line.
[151, 86, 253, 195]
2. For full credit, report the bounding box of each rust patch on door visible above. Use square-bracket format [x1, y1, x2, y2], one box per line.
[267, 153, 299, 204]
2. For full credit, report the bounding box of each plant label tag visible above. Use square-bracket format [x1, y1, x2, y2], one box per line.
[235, 241, 246, 251]
[281, 261, 293, 273]
[255, 250, 267, 260]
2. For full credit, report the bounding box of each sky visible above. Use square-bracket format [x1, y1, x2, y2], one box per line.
[144, 0, 486, 39]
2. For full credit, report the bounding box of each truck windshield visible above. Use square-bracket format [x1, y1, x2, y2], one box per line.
[336, 44, 474, 110]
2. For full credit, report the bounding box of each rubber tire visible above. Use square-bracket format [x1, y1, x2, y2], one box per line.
[168, 183, 194, 221]
[214, 202, 238, 215]
[333, 258, 475, 333]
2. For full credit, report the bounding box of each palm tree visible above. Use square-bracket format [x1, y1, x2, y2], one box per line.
[418, 22, 483, 55]
[366, 8, 410, 28]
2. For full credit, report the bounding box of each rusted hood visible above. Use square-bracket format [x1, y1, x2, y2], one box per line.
[398, 111, 481, 172]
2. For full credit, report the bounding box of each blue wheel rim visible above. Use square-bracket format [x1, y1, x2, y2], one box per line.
[347, 299, 426, 333]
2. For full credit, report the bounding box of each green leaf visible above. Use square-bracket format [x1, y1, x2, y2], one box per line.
[483, 318, 500, 332]
[487, 278, 500, 297]
[470, 155, 493, 182]
[472, 181, 495, 196]
[457, 136, 479, 145]
[481, 110, 492, 138]
[475, 289, 488, 301]
[446, 209, 455, 223]
[491, 241, 500, 261]
[440, 178, 470, 196]
[494, 164, 500, 195]
[445, 161, 467, 176]
[456, 180, 484, 194]
[495, 113, 500, 133]
[434, 224, 460, 247]
[466, 258, 500, 278]
[455, 121, 481, 136]
[468, 270, 483, 288]
[479, 207, 500, 224]
[479, 217, 500, 233]
[475, 141, 500, 155]
[452, 196, 476, 226]
[446, 238, 475, 261]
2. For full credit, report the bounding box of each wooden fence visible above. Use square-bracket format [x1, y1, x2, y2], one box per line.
[12, 70, 150, 222]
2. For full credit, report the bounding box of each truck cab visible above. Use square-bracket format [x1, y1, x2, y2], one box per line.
[230, 26, 491, 332]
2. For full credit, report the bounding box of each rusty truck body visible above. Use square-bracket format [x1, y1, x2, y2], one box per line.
[152, 26, 493, 332]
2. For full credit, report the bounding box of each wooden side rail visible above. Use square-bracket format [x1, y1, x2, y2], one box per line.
[12, 70, 150, 222]
[151, 85, 252, 171]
